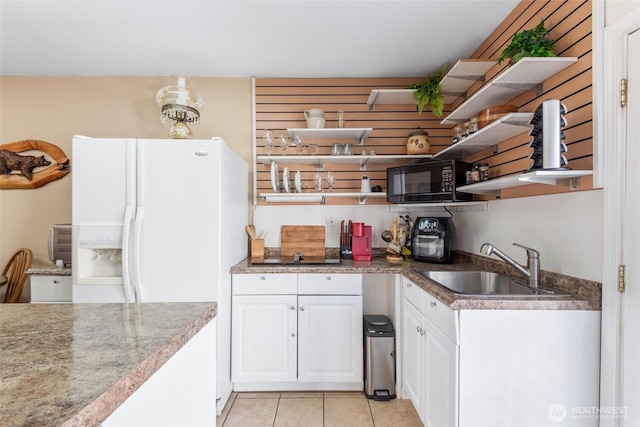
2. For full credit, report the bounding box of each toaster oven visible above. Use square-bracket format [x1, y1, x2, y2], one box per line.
[48, 224, 72, 266]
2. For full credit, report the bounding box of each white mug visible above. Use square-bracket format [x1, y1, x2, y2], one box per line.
[306, 117, 326, 129]
[304, 108, 325, 119]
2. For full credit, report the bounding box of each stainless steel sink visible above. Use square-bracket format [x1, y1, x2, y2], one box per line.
[418, 270, 568, 297]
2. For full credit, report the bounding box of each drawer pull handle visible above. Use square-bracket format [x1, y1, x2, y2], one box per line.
[300, 306, 305, 311]
[416, 326, 422, 334]
[291, 333, 296, 337]
[53, 280, 60, 284]
[326, 276, 332, 280]
[430, 301, 437, 308]
[260, 276, 266, 280]
[406, 282, 412, 288]
[289, 305, 295, 310]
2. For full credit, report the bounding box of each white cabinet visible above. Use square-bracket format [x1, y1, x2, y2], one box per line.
[102, 319, 216, 427]
[232, 295, 297, 383]
[401, 278, 458, 427]
[297, 295, 363, 383]
[30, 275, 72, 303]
[231, 273, 363, 391]
[401, 277, 601, 427]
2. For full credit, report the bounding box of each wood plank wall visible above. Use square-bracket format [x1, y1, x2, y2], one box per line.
[254, 0, 593, 205]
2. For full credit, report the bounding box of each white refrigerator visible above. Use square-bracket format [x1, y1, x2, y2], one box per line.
[71, 135, 247, 414]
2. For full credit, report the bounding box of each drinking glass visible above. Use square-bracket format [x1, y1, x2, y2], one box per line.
[326, 171, 336, 192]
[263, 129, 273, 154]
[279, 134, 288, 152]
[309, 143, 318, 156]
[314, 172, 323, 192]
[293, 135, 304, 155]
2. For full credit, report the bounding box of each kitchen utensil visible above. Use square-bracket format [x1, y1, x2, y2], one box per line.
[245, 225, 256, 240]
[381, 229, 392, 242]
[337, 110, 345, 128]
[477, 104, 518, 129]
[280, 225, 326, 260]
[270, 161, 280, 192]
[386, 217, 401, 255]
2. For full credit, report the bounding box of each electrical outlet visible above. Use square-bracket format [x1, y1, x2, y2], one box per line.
[322, 213, 338, 227]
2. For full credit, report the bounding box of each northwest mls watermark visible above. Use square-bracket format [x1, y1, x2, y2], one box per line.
[548, 403, 629, 422]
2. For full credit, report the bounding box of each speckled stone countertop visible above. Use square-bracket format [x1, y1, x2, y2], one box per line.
[231, 251, 601, 311]
[0, 302, 217, 427]
[27, 260, 71, 275]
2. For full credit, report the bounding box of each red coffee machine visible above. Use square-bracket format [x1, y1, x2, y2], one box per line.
[352, 222, 373, 261]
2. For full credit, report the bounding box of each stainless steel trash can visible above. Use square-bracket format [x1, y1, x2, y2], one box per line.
[363, 315, 396, 400]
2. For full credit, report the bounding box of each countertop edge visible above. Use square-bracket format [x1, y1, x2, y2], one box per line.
[61, 303, 217, 427]
[231, 256, 601, 311]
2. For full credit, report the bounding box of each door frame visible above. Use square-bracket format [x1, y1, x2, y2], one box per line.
[600, 8, 640, 426]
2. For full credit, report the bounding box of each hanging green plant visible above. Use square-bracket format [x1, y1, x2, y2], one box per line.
[405, 65, 447, 116]
[498, 20, 556, 64]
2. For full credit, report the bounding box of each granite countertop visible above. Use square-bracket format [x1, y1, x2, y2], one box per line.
[27, 260, 72, 276]
[231, 252, 601, 311]
[0, 302, 217, 427]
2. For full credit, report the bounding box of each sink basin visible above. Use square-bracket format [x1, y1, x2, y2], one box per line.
[418, 270, 568, 297]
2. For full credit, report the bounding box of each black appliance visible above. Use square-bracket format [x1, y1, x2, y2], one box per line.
[412, 217, 452, 263]
[386, 160, 472, 203]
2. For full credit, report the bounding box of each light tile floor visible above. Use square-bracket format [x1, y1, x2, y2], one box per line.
[217, 391, 423, 427]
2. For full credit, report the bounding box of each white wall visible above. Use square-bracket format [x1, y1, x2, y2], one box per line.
[254, 188, 604, 283]
[453, 189, 604, 282]
[253, 204, 399, 249]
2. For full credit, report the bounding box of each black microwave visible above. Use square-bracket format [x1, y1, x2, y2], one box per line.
[387, 160, 473, 203]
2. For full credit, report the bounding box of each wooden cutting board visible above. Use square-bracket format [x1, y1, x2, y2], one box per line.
[281, 225, 326, 259]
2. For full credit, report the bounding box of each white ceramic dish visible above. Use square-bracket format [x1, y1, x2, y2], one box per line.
[295, 171, 302, 193]
[283, 167, 290, 193]
[270, 161, 279, 192]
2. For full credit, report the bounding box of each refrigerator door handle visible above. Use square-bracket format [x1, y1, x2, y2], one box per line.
[122, 205, 136, 302]
[132, 206, 144, 302]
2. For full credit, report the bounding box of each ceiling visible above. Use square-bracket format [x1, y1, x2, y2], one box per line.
[0, 0, 519, 78]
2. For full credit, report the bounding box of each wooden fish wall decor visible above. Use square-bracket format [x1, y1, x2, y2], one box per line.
[0, 140, 70, 189]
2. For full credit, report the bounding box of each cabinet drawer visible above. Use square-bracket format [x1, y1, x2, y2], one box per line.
[30, 275, 72, 302]
[297, 273, 362, 295]
[232, 274, 297, 295]
[422, 292, 458, 344]
[402, 277, 423, 313]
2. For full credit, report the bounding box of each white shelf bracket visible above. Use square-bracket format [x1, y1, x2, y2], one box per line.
[569, 177, 580, 190]
[358, 195, 366, 205]
[316, 161, 323, 171]
[495, 189, 502, 199]
[359, 159, 368, 171]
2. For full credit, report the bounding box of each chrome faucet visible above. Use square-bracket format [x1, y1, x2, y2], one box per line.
[480, 243, 540, 288]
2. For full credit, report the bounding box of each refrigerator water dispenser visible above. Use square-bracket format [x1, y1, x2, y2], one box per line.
[73, 225, 124, 285]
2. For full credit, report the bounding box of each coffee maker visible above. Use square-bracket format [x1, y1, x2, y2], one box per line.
[412, 217, 452, 263]
[352, 222, 373, 261]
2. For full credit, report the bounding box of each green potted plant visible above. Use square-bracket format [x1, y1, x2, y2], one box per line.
[405, 65, 447, 117]
[498, 20, 556, 64]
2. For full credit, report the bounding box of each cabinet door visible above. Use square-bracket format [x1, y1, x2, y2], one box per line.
[231, 295, 297, 383]
[423, 318, 458, 427]
[297, 295, 363, 383]
[402, 298, 425, 422]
